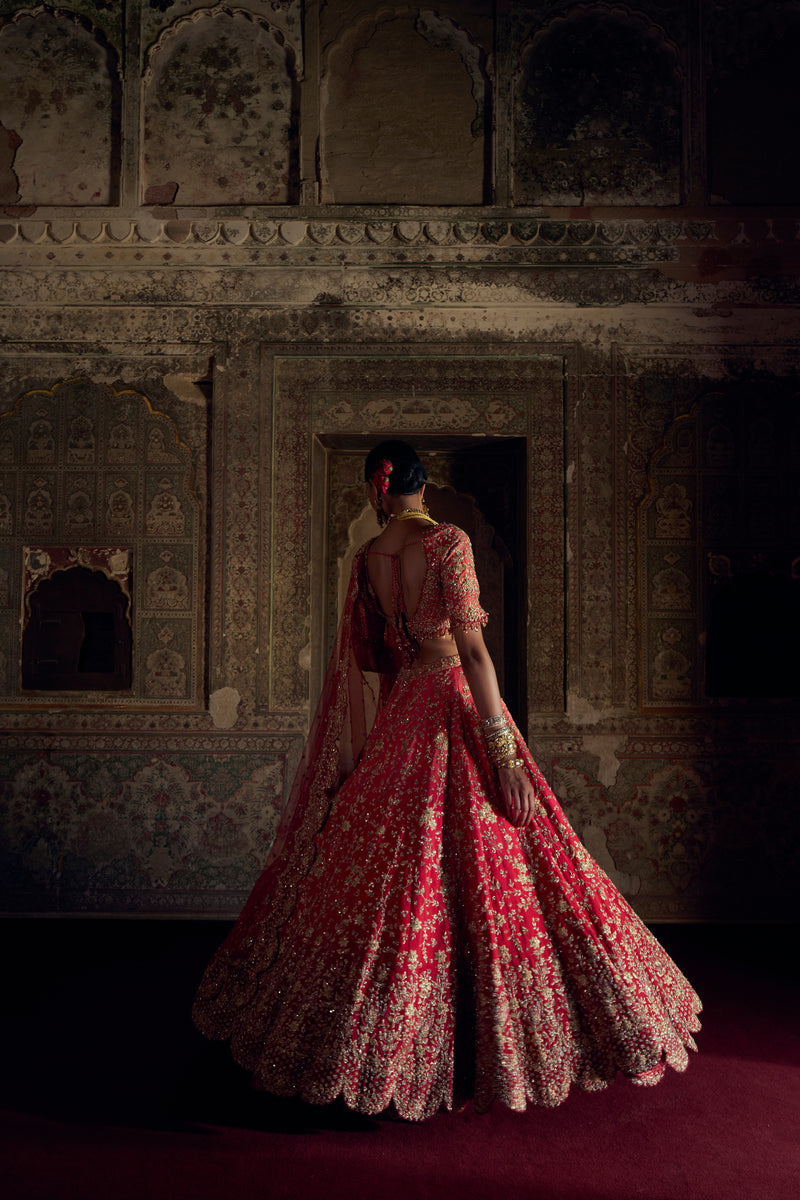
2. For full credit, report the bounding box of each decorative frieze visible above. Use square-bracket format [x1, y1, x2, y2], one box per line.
[2, 215, 785, 254]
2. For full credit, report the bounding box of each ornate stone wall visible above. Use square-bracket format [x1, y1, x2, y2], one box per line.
[0, 378, 205, 707]
[0, 1, 798, 921]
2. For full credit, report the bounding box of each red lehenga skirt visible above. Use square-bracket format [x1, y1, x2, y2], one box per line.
[193, 656, 701, 1121]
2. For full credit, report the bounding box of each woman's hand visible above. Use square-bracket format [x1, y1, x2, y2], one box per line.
[498, 765, 539, 828]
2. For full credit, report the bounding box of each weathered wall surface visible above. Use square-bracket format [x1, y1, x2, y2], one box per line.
[0, 1, 798, 922]
[143, 8, 298, 205]
[515, 6, 682, 205]
[0, 8, 119, 205]
[322, 10, 488, 203]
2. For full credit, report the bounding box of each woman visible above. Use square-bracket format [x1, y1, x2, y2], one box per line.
[193, 439, 701, 1121]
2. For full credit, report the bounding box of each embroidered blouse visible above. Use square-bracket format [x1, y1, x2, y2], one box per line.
[353, 524, 488, 670]
[404, 523, 488, 639]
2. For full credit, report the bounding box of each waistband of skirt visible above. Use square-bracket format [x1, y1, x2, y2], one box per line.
[400, 653, 461, 677]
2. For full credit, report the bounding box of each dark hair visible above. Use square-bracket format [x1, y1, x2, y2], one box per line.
[364, 439, 427, 495]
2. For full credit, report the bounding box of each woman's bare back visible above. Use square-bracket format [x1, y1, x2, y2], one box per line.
[366, 520, 457, 663]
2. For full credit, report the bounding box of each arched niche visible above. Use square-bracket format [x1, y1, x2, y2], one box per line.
[321, 9, 490, 204]
[514, 6, 682, 205]
[142, 6, 299, 205]
[0, 7, 120, 205]
[22, 561, 132, 691]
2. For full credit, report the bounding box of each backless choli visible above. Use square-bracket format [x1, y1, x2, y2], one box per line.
[193, 523, 701, 1120]
[363, 523, 489, 662]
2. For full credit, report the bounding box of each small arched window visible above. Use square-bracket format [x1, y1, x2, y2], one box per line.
[21, 566, 131, 691]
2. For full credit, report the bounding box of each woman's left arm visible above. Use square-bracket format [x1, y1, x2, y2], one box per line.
[454, 625, 539, 828]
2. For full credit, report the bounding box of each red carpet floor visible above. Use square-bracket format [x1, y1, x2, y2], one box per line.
[1, 921, 798, 1200]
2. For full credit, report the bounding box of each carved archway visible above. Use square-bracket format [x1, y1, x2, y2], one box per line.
[142, 5, 300, 205]
[320, 7, 491, 204]
[514, 4, 683, 205]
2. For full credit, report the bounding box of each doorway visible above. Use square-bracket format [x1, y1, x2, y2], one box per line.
[314, 435, 528, 728]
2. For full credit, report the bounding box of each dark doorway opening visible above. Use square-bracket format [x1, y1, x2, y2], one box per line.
[317, 435, 528, 729]
[705, 572, 800, 698]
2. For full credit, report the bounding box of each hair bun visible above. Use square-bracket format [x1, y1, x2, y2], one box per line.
[364, 440, 427, 495]
[393, 460, 427, 494]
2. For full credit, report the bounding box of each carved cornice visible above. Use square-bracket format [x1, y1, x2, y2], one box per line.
[1, 214, 797, 265]
[0, 215, 712, 248]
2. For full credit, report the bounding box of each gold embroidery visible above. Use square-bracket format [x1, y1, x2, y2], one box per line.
[194, 525, 701, 1120]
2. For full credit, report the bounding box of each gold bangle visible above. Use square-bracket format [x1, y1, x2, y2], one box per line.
[485, 731, 515, 752]
[486, 736, 518, 766]
[484, 727, 513, 745]
[486, 729, 515, 745]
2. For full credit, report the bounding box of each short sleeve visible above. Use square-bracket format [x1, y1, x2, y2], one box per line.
[440, 529, 489, 631]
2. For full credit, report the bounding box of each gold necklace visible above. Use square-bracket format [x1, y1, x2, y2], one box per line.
[389, 509, 437, 525]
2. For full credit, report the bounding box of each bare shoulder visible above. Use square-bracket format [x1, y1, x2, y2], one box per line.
[360, 522, 469, 561]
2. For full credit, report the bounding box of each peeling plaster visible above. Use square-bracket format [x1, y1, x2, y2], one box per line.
[565, 460, 575, 484]
[0, 124, 22, 206]
[144, 182, 179, 206]
[582, 823, 640, 896]
[0, 12, 116, 206]
[164, 373, 209, 408]
[582, 733, 626, 787]
[143, 11, 295, 206]
[416, 10, 486, 135]
[566, 691, 605, 725]
[209, 686, 241, 728]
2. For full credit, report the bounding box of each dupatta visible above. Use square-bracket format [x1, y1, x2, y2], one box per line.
[193, 544, 398, 1026]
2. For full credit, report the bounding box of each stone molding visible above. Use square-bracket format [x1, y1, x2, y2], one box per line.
[1, 215, 794, 253]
